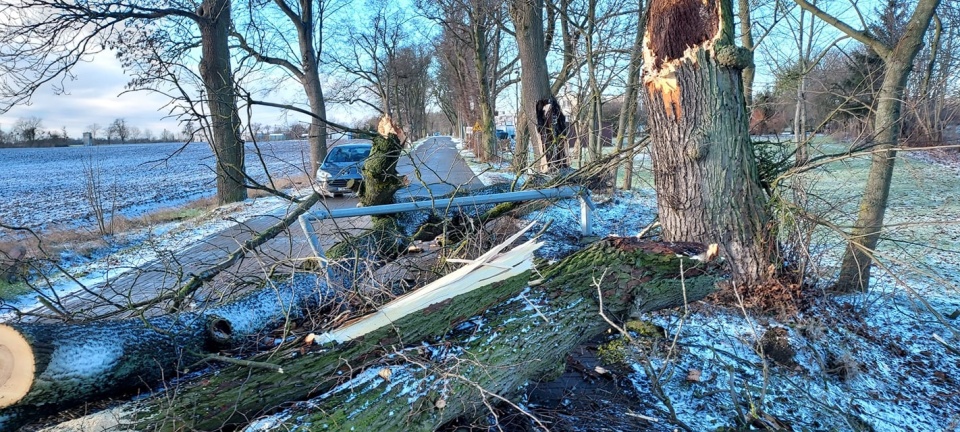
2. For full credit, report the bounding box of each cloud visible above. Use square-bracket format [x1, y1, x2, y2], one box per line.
[0, 51, 375, 139]
[0, 53, 183, 138]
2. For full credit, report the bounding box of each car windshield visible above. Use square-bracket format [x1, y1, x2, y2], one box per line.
[326, 146, 371, 163]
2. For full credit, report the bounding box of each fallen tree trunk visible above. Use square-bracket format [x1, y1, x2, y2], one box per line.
[0, 274, 330, 429]
[48, 238, 717, 431]
[253, 239, 717, 431]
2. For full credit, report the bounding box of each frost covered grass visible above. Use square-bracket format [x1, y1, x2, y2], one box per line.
[452, 138, 520, 186]
[12, 138, 960, 430]
[449, 142, 960, 430]
[0, 139, 322, 305]
[0, 140, 318, 231]
[0, 194, 291, 314]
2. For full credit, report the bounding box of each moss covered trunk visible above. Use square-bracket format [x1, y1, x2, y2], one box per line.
[244, 239, 716, 430]
[91, 239, 715, 431]
[0, 274, 327, 429]
[360, 132, 404, 208]
[327, 131, 406, 261]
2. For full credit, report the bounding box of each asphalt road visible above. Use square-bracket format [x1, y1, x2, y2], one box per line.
[17, 136, 484, 321]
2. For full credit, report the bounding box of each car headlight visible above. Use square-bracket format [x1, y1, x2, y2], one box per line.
[316, 169, 331, 180]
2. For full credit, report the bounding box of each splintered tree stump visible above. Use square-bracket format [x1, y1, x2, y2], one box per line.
[642, 0, 770, 285]
[360, 118, 405, 208]
[535, 97, 570, 173]
[70, 239, 716, 431]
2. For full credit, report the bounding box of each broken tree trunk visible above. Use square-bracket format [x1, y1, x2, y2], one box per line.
[0, 274, 330, 429]
[326, 117, 406, 262]
[359, 117, 405, 209]
[254, 239, 717, 431]
[58, 238, 716, 431]
[642, 0, 772, 286]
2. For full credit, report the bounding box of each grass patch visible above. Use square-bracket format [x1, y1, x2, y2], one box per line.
[0, 173, 309, 302]
[0, 195, 220, 301]
[247, 173, 313, 199]
[0, 280, 31, 299]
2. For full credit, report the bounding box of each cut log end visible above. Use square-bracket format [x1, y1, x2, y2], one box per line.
[0, 325, 35, 408]
[205, 315, 234, 349]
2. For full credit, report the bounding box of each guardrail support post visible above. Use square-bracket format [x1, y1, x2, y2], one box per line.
[578, 193, 596, 236]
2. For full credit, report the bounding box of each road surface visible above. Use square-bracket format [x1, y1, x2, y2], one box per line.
[15, 136, 484, 321]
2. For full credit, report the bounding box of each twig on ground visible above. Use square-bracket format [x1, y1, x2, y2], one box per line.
[204, 353, 285, 373]
[933, 333, 960, 356]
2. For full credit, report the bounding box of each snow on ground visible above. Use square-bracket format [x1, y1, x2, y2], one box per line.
[12, 138, 960, 430]
[0, 194, 291, 319]
[0, 140, 318, 231]
[251, 145, 959, 431]
[452, 138, 520, 186]
[627, 289, 960, 431]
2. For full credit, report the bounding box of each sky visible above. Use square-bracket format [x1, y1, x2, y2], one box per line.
[0, 0, 865, 141]
[0, 54, 184, 139]
[0, 51, 365, 140]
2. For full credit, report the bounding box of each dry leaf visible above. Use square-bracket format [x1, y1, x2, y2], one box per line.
[594, 366, 610, 375]
[304, 333, 316, 346]
[435, 398, 447, 409]
[378, 368, 392, 382]
[686, 368, 701, 382]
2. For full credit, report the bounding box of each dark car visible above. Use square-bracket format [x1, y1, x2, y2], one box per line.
[496, 129, 509, 140]
[315, 143, 372, 196]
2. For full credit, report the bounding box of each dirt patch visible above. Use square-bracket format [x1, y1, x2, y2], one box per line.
[757, 326, 796, 366]
[441, 342, 675, 432]
[710, 274, 820, 317]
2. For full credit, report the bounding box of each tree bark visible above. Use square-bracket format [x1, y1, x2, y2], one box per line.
[471, 22, 498, 162]
[615, 4, 645, 190]
[510, 0, 568, 173]
[834, 62, 912, 292]
[197, 0, 247, 205]
[738, 0, 755, 108]
[58, 239, 716, 431]
[255, 240, 717, 431]
[0, 275, 327, 429]
[295, 0, 328, 174]
[359, 128, 404, 208]
[642, 0, 771, 285]
[326, 124, 405, 261]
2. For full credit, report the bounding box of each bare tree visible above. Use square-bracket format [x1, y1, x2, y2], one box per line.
[12, 117, 43, 143]
[613, 2, 646, 190]
[794, 0, 942, 292]
[86, 123, 101, 141]
[107, 118, 129, 143]
[509, 0, 568, 172]
[233, 0, 337, 174]
[421, 0, 504, 161]
[0, 0, 247, 204]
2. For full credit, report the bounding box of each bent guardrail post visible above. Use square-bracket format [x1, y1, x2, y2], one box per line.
[297, 186, 594, 259]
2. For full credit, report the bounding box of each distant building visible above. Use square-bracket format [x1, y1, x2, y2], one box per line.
[82, 132, 94, 146]
[328, 131, 354, 141]
[269, 133, 286, 141]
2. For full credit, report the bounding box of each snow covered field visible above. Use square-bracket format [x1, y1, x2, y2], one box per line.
[0, 140, 316, 231]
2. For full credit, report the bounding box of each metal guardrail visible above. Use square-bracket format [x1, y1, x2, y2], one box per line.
[298, 186, 595, 260]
